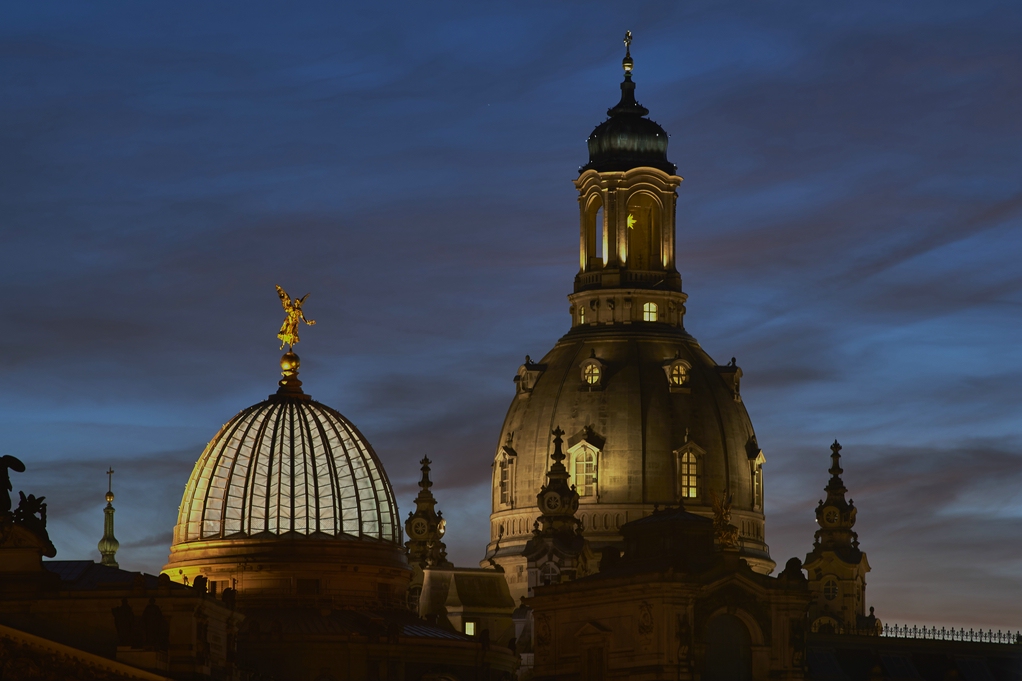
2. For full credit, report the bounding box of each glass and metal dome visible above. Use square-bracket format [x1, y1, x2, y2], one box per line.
[172, 352, 400, 546]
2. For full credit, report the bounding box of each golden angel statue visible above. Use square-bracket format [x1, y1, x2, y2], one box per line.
[275, 285, 316, 350]
[710, 490, 740, 549]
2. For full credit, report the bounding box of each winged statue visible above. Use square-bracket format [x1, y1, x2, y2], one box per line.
[275, 285, 316, 350]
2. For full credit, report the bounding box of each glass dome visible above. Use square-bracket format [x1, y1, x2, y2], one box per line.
[173, 374, 399, 545]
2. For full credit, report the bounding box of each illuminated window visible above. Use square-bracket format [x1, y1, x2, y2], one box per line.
[574, 448, 597, 497]
[679, 451, 698, 499]
[824, 579, 838, 601]
[583, 363, 601, 385]
[753, 465, 763, 508]
[464, 621, 477, 636]
[499, 456, 513, 506]
[579, 305, 586, 325]
[642, 302, 658, 322]
[669, 363, 687, 386]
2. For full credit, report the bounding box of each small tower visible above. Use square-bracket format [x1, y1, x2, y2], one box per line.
[98, 467, 119, 568]
[523, 427, 592, 593]
[405, 457, 452, 570]
[803, 441, 873, 633]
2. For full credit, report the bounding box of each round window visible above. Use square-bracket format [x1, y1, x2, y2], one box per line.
[823, 579, 839, 601]
[669, 363, 687, 386]
[583, 363, 601, 385]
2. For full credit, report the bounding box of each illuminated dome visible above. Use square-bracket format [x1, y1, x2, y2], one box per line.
[172, 353, 399, 545]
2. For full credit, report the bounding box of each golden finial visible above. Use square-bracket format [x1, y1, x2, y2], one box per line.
[275, 285, 316, 350]
[623, 30, 634, 74]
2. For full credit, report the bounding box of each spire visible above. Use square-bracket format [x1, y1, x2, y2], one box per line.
[811, 440, 860, 557]
[824, 439, 848, 503]
[535, 427, 581, 535]
[405, 457, 451, 568]
[608, 30, 649, 117]
[98, 467, 119, 568]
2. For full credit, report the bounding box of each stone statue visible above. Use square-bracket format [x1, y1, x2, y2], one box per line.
[112, 598, 136, 646]
[275, 285, 316, 350]
[142, 598, 168, 650]
[711, 490, 740, 549]
[1, 454, 25, 513]
[13, 492, 47, 532]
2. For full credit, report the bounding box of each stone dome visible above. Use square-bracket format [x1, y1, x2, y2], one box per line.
[171, 355, 400, 547]
[489, 323, 773, 587]
[582, 74, 675, 175]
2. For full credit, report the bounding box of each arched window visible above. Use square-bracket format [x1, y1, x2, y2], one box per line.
[824, 579, 839, 601]
[642, 302, 658, 322]
[679, 451, 698, 499]
[584, 196, 605, 269]
[626, 192, 661, 270]
[703, 615, 752, 681]
[406, 584, 422, 611]
[574, 448, 597, 498]
[499, 455, 513, 506]
[579, 304, 586, 325]
[753, 464, 763, 509]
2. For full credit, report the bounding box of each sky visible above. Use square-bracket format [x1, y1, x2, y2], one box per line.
[2, 1, 1021, 629]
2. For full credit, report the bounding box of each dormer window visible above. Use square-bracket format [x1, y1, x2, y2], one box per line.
[669, 363, 686, 386]
[642, 302, 658, 322]
[662, 356, 691, 392]
[580, 352, 605, 389]
[674, 441, 705, 501]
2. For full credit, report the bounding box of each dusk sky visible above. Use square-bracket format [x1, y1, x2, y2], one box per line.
[3, 2, 1021, 628]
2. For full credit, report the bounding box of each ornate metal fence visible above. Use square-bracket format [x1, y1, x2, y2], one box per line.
[879, 624, 1021, 645]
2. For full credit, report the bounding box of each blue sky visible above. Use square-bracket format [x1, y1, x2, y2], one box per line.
[2, 1, 1021, 627]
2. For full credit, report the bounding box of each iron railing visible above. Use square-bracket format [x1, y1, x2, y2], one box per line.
[827, 624, 1022, 645]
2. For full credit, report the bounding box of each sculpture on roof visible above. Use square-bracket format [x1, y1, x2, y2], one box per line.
[275, 285, 316, 350]
[710, 490, 740, 549]
[1, 454, 25, 513]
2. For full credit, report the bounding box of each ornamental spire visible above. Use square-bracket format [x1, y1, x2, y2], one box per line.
[98, 467, 120, 568]
[534, 427, 580, 535]
[404, 457, 451, 568]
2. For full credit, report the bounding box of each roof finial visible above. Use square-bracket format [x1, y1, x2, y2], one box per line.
[622, 30, 634, 75]
[829, 440, 843, 477]
[99, 468, 119, 568]
[274, 286, 313, 396]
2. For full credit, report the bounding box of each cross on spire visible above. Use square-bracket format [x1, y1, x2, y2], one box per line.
[106, 467, 114, 494]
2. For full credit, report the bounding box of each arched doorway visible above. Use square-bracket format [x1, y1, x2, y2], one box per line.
[703, 614, 752, 681]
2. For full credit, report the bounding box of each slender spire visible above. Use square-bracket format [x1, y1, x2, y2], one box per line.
[405, 456, 451, 568]
[98, 467, 119, 568]
[824, 439, 848, 500]
[534, 427, 580, 535]
[609, 30, 649, 117]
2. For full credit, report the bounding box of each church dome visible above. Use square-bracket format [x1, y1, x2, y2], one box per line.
[172, 353, 399, 546]
[490, 325, 771, 573]
[581, 52, 675, 174]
